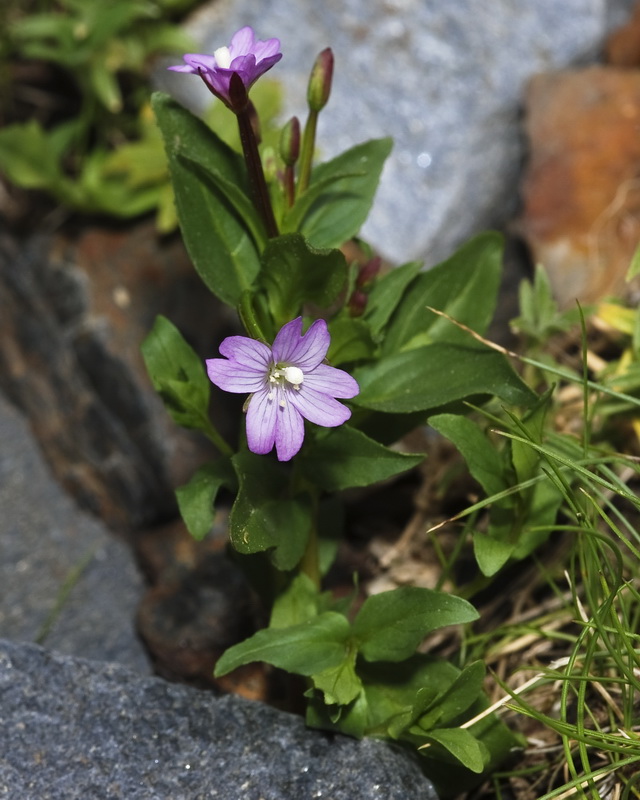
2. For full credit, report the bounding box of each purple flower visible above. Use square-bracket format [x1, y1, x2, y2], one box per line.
[168, 26, 282, 111]
[206, 317, 359, 462]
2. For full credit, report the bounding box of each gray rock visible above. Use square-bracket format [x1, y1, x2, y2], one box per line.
[157, 0, 635, 266]
[0, 229, 223, 531]
[0, 392, 149, 672]
[0, 638, 438, 800]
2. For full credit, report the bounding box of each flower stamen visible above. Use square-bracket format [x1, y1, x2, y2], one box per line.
[282, 366, 304, 387]
[214, 46, 232, 69]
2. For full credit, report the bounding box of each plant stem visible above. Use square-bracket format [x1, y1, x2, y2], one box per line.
[284, 164, 295, 208]
[236, 107, 279, 238]
[297, 108, 318, 195]
[299, 517, 320, 589]
[202, 417, 234, 458]
[296, 481, 320, 590]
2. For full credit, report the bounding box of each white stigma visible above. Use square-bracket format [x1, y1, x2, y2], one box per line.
[282, 366, 304, 387]
[214, 46, 232, 69]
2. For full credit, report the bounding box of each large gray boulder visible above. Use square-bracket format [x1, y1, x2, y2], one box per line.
[0, 638, 438, 800]
[0, 392, 149, 672]
[157, 0, 634, 266]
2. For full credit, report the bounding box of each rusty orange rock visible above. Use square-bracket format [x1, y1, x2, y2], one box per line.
[519, 65, 640, 307]
[605, 2, 640, 68]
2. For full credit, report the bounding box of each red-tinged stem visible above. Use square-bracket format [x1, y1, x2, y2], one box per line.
[236, 106, 279, 238]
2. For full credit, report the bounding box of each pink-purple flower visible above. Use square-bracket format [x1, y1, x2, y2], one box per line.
[206, 318, 359, 461]
[168, 26, 282, 111]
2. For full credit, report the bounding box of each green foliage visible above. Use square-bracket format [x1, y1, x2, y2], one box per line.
[152, 93, 262, 306]
[363, 259, 424, 339]
[381, 232, 503, 353]
[282, 138, 393, 248]
[258, 233, 348, 330]
[355, 343, 536, 414]
[511, 264, 578, 345]
[175, 461, 236, 541]
[298, 425, 424, 491]
[229, 450, 313, 570]
[352, 587, 478, 662]
[215, 585, 515, 782]
[141, 315, 211, 432]
[0, 0, 199, 223]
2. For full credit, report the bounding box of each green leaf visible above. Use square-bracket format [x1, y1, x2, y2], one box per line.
[152, 92, 261, 306]
[178, 153, 267, 252]
[473, 532, 515, 577]
[214, 612, 351, 677]
[299, 425, 424, 492]
[270, 573, 319, 628]
[382, 232, 503, 354]
[229, 450, 311, 570]
[306, 680, 370, 738]
[511, 477, 563, 560]
[508, 387, 553, 485]
[357, 655, 461, 736]
[364, 260, 424, 339]
[354, 343, 537, 414]
[78, 149, 164, 217]
[312, 648, 362, 706]
[0, 120, 62, 188]
[511, 265, 576, 342]
[353, 587, 478, 662]
[422, 728, 488, 774]
[326, 316, 377, 365]
[289, 138, 393, 249]
[141, 314, 210, 430]
[175, 460, 236, 541]
[258, 234, 348, 327]
[89, 62, 122, 112]
[429, 414, 507, 498]
[415, 661, 487, 731]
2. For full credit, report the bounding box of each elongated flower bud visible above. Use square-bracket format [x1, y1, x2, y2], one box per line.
[279, 116, 301, 166]
[307, 48, 334, 112]
[228, 71, 249, 113]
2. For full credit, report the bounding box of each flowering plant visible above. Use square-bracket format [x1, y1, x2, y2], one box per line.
[143, 26, 534, 788]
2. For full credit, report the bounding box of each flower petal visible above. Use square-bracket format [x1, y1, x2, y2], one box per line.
[229, 53, 257, 77]
[167, 64, 197, 73]
[289, 386, 352, 427]
[219, 336, 272, 370]
[206, 358, 265, 393]
[272, 318, 329, 370]
[252, 38, 282, 62]
[229, 26, 256, 57]
[304, 363, 359, 399]
[181, 53, 219, 71]
[246, 389, 277, 455]
[275, 398, 305, 461]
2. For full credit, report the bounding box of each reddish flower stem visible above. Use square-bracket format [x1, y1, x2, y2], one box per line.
[236, 106, 279, 238]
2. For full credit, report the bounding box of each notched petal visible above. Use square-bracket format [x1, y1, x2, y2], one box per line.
[219, 336, 272, 369]
[272, 317, 329, 370]
[206, 358, 265, 393]
[304, 363, 359, 398]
